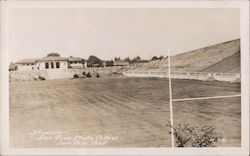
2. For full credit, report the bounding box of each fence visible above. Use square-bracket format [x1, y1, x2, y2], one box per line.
[123, 71, 241, 82]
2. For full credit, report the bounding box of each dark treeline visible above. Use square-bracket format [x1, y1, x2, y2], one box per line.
[84, 55, 167, 67]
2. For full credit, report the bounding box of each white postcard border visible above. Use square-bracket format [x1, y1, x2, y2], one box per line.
[1, 1, 249, 155]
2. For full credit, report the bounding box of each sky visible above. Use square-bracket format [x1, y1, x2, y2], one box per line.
[9, 8, 240, 62]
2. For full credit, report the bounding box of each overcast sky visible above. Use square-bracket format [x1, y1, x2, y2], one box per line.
[9, 8, 240, 62]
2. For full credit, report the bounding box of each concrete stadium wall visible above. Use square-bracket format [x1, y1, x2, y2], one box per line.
[9, 66, 128, 81]
[10, 68, 240, 82]
[123, 71, 241, 82]
[9, 69, 70, 81]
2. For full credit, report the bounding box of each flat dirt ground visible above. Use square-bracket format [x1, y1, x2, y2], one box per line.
[9, 77, 241, 148]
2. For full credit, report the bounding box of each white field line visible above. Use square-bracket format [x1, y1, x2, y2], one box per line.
[172, 94, 241, 102]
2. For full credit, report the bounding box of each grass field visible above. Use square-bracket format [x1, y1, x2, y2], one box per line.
[9, 77, 241, 147]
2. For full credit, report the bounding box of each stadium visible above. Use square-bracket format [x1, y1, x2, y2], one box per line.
[9, 39, 241, 147]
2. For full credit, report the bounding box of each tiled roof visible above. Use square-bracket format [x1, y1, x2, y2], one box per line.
[15, 59, 37, 64]
[37, 57, 68, 62]
[68, 56, 82, 62]
[16, 55, 83, 63]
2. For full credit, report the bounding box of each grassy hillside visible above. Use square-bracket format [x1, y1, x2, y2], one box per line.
[130, 39, 240, 73]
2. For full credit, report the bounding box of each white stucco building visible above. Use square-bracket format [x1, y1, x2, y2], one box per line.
[15, 53, 84, 71]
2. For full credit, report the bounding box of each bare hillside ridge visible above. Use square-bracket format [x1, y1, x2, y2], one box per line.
[130, 39, 240, 73]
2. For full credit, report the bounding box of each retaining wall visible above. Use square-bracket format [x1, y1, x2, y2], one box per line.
[9, 66, 128, 81]
[123, 71, 241, 82]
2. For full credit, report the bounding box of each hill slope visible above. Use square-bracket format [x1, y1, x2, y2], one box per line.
[201, 51, 240, 73]
[130, 39, 240, 73]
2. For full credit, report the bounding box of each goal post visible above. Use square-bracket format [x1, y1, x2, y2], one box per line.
[168, 49, 175, 148]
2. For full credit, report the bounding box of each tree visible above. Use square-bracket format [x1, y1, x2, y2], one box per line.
[159, 55, 164, 60]
[132, 56, 141, 63]
[114, 57, 121, 61]
[151, 56, 159, 61]
[88, 55, 102, 66]
[106, 60, 114, 66]
[124, 57, 130, 62]
[46, 53, 60, 57]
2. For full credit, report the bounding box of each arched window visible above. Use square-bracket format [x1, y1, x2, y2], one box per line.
[45, 62, 49, 69]
[56, 62, 60, 68]
[51, 62, 54, 69]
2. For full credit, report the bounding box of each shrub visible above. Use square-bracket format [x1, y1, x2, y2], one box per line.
[82, 71, 86, 75]
[73, 74, 79, 78]
[96, 73, 100, 78]
[38, 76, 46, 80]
[168, 123, 221, 147]
[171, 124, 194, 147]
[86, 72, 91, 78]
[191, 125, 221, 147]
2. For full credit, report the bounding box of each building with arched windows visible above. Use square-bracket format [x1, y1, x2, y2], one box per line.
[15, 53, 84, 71]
